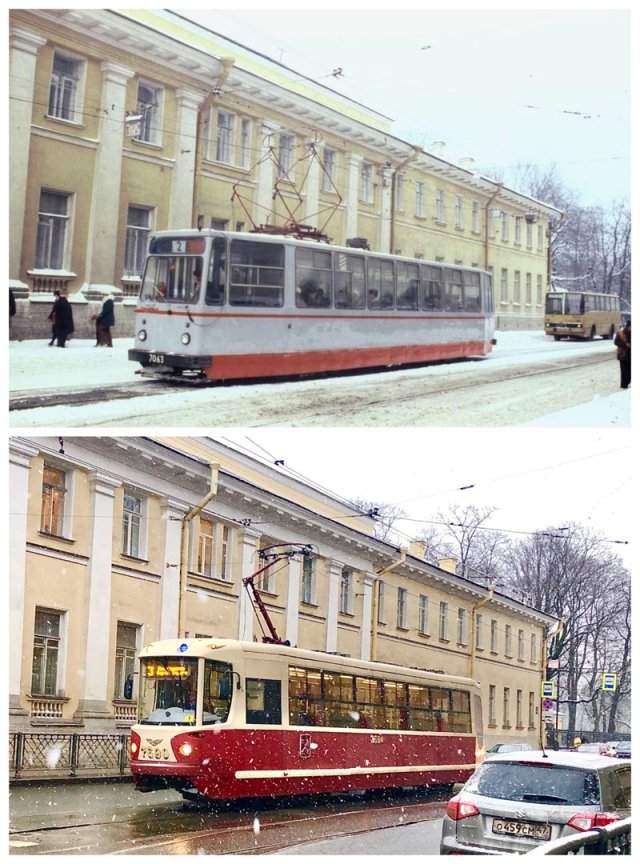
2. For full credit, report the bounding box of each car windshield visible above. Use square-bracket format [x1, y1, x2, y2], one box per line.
[466, 762, 601, 806]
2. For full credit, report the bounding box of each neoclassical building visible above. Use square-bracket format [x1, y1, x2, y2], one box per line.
[9, 9, 561, 338]
[10, 436, 555, 749]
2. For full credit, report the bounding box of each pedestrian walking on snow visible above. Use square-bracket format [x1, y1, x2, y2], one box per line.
[94, 294, 115, 346]
[48, 290, 74, 348]
[614, 319, 631, 389]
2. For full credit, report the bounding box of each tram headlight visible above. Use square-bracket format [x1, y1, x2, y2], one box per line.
[131, 741, 138, 755]
[137, 329, 148, 342]
[178, 742, 193, 757]
[181, 332, 191, 346]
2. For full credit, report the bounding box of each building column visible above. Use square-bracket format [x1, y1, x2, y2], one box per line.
[9, 28, 47, 295]
[344, 153, 362, 241]
[303, 139, 322, 227]
[168, 88, 206, 229]
[159, 499, 189, 640]
[254, 122, 277, 226]
[82, 62, 134, 300]
[285, 555, 301, 647]
[359, 573, 375, 661]
[238, 529, 261, 641]
[74, 472, 120, 723]
[325, 559, 343, 654]
[379, 167, 393, 254]
[9, 440, 40, 716]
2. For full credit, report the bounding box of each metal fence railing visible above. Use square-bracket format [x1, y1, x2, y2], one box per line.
[529, 817, 631, 855]
[9, 732, 131, 780]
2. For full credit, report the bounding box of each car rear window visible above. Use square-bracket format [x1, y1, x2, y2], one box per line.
[467, 762, 601, 806]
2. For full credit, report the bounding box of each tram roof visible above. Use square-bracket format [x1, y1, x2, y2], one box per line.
[140, 637, 481, 688]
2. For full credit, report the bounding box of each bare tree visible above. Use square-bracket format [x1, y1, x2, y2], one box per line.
[351, 498, 407, 543]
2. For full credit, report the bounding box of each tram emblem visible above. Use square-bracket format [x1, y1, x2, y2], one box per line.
[299, 733, 312, 759]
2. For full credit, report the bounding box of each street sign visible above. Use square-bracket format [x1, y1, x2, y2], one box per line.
[601, 672, 618, 692]
[541, 680, 557, 699]
[543, 699, 555, 711]
[543, 712, 555, 724]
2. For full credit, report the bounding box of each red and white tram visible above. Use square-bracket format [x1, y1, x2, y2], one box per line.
[128, 230, 496, 381]
[130, 638, 484, 801]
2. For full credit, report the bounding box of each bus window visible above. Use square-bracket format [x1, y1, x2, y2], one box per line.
[140, 255, 202, 303]
[545, 293, 564, 314]
[443, 269, 464, 311]
[334, 253, 365, 309]
[396, 262, 419, 310]
[463, 271, 482, 312]
[246, 678, 282, 725]
[205, 236, 226, 305]
[367, 258, 394, 309]
[295, 248, 332, 307]
[565, 293, 584, 315]
[422, 265, 442, 310]
[229, 240, 284, 307]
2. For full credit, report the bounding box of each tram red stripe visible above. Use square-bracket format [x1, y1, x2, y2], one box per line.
[205, 341, 491, 379]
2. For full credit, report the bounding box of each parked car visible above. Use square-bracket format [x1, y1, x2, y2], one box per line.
[602, 741, 631, 759]
[577, 742, 608, 754]
[440, 750, 630, 855]
[485, 742, 534, 759]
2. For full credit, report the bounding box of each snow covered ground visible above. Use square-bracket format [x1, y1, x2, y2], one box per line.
[9, 331, 628, 428]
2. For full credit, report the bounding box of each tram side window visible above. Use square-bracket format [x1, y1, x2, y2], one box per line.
[396, 262, 420, 311]
[229, 240, 284, 307]
[443, 269, 465, 311]
[462, 271, 482, 312]
[481, 273, 494, 313]
[422, 265, 443, 311]
[368, 258, 395, 309]
[205, 236, 226, 305]
[334, 253, 365, 309]
[295, 248, 332, 307]
[450, 690, 472, 733]
[246, 678, 282, 725]
[202, 660, 233, 724]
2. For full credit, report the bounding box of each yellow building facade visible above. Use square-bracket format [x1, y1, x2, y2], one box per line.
[10, 9, 562, 340]
[10, 436, 556, 749]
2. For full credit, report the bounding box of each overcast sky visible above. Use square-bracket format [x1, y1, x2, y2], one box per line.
[219, 428, 632, 570]
[181, 4, 630, 208]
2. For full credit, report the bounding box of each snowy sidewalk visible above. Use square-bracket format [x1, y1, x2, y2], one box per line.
[526, 389, 630, 427]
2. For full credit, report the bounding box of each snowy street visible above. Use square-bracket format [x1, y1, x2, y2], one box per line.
[10, 331, 628, 428]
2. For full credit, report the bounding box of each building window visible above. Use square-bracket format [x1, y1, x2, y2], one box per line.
[114, 622, 138, 700]
[515, 216, 522, 244]
[415, 182, 425, 217]
[418, 594, 429, 634]
[435, 189, 445, 223]
[457, 607, 467, 644]
[31, 609, 62, 696]
[528, 691, 535, 728]
[472, 200, 480, 233]
[216, 110, 234, 163]
[197, 516, 214, 577]
[513, 271, 521, 305]
[530, 633, 537, 664]
[122, 491, 143, 558]
[257, 548, 275, 593]
[525, 272, 532, 305]
[455, 196, 464, 229]
[505, 624, 512, 657]
[397, 588, 407, 628]
[377, 581, 385, 624]
[239, 118, 251, 168]
[124, 206, 152, 277]
[339, 568, 353, 614]
[526, 221, 533, 248]
[277, 133, 295, 179]
[537, 224, 544, 251]
[439, 601, 448, 640]
[490, 619, 498, 653]
[516, 689, 523, 728]
[320, 147, 336, 192]
[302, 556, 315, 604]
[220, 525, 230, 581]
[41, 465, 66, 536]
[360, 161, 373, 203]
[503, 687, 511, 727]
[36, 190, 70, 270]
[489, 684, 496, 725]
[48, 52, 82, 122]
[536, 274, 543, 306]
[476, 613, 483, 649]
[518, 629, 525, 660]
[501, 211, 509, 242]
[210, 218, 228, 231]
[395, 174, 405, 211]
[136, 81, 162, 145]
[500, 268, 508, 303]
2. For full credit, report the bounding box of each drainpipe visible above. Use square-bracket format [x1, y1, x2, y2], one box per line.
[389, 146, 423, 254]
[177, 463, 220, 637]
[371, 549, 407, 661]
[484, 182, 503, 271]
[191, 57, 235, 228]
[469, 583, 494, 680]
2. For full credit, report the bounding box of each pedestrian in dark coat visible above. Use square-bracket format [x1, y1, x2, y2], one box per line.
[9, 288, 16, 318]
[95, 294, 115, 346]
[614, 320, 631, 389]
[48, 290, 74, 347]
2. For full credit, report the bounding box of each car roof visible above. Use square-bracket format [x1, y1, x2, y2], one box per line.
[483, 750, 626, 770]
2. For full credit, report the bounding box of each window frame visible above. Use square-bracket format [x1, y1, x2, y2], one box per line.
[418, 594, 429, 635]
[439, 601, 449, 641]
[135, 79, 163, 146]
[339, 568, 353, 615]
[124, 205, 153, 278]
[396, 587, 408, 629]
[35, 189, 71, 271]
[114, 621, 139, 701]
[31, 608, 64, 697]
[47, 50, 85, 124]
[122, 489, 146, 559]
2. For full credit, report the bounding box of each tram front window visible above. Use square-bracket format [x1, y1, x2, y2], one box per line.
[140, 255, 203, 303]
[140, 658, 199, 725]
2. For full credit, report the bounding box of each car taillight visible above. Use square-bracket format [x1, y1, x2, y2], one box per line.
[446, 796, 480, 821]
[567, 812, 621, 832]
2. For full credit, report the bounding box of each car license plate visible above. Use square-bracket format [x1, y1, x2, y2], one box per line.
[149, 353, 166, 365]
[492, 818, 551, 841]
